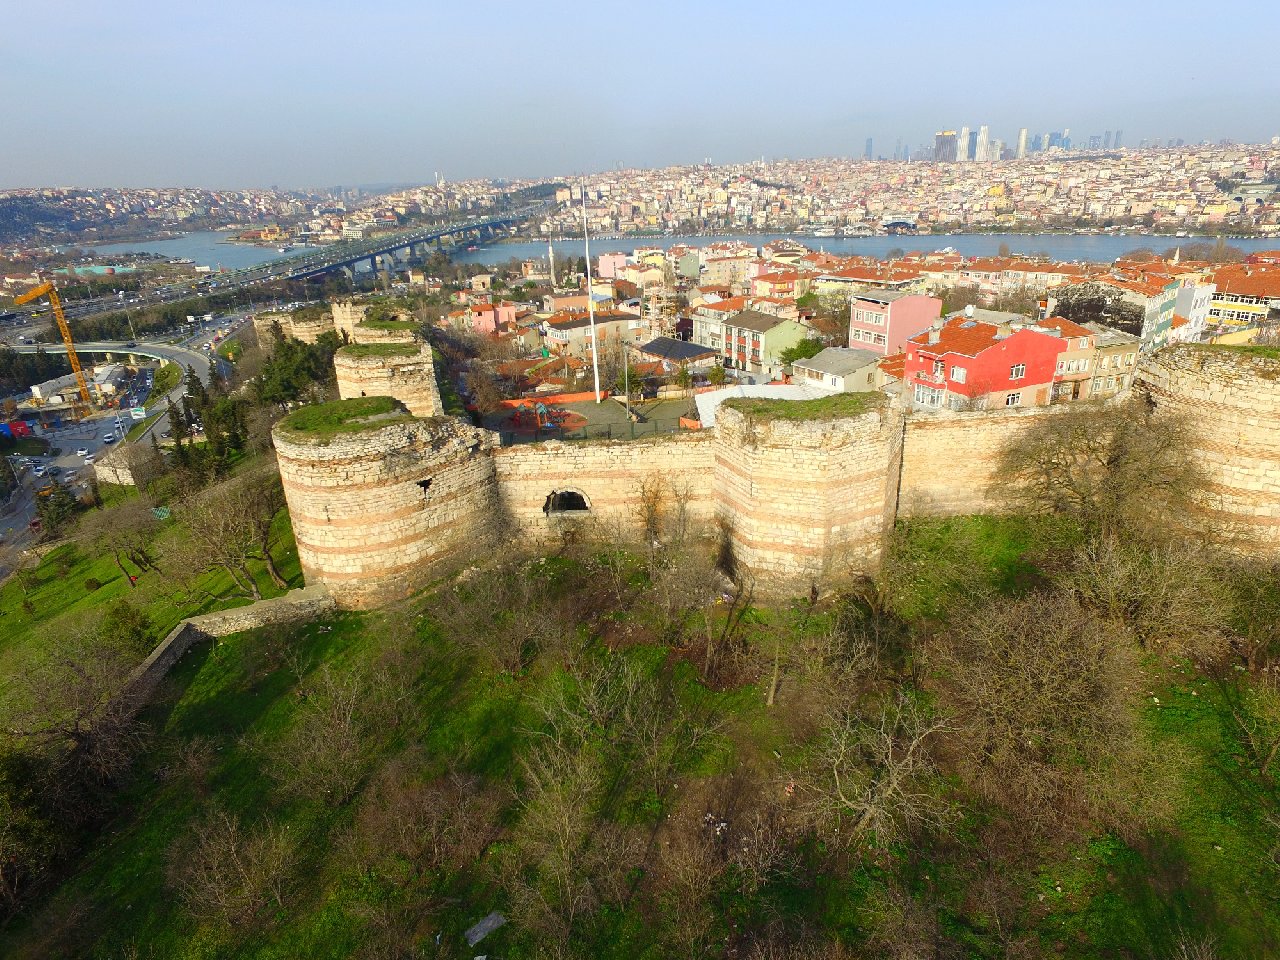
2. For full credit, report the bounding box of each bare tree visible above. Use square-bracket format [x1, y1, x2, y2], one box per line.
[997, 400, 1209, 542]
[795, 694, 952, 849]
[76, 497, 162, 587]
[170, 465, 289, 600]
[166, 810, 297, 926]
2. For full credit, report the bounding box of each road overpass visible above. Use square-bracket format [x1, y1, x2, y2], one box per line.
[9, 339, 217, 383]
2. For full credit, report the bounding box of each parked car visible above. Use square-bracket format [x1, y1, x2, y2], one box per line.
[76, 447, 89, 457]
[84, 455, 95, 465]
[102, 433, 115, 443]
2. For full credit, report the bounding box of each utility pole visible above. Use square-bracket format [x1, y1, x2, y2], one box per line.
[581, 179, 601, 403]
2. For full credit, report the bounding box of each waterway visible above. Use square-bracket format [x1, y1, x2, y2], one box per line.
[92, 229, 1280, 272]
[452, 232, 1280, 266]
[91, 233, 308, 271]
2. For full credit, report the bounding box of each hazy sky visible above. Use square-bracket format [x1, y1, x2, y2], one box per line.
[3, 0, 1278, 189]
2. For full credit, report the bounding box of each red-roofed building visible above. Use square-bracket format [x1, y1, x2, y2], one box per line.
[903, 310, 1064, 410]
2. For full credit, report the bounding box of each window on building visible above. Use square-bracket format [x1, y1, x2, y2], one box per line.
[1106, 377, 1115, 389]
[913, 384, 943, 407]
[873, 333, 886, 346]
[1056, 360, 1064, 373]
[1005, 392, 1021, 407]
[951, 366, 967, 383]
[1010, 363, 1026, 380]
[932, 360, 945, 375]
[1126, 353, 1135, 366]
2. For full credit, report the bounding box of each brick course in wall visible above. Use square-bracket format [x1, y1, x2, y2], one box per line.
[712, 404, 901, 592]
[273, 417, 500, 608]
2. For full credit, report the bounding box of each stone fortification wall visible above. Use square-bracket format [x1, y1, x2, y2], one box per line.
[349, 322, 419, 346]
[898, 405, 1062, 517]
[335, 344, 443, 418]
[251, 310, 335, 345]
[120, 585, 335, 713]
[711, 403, 902, 592]
[492, 432, 717, 542]
[1137, 346, 1280, 554]
[290, 313, 336, 343]
[332, 300, 367, 340]
[274, 416, 500, 608]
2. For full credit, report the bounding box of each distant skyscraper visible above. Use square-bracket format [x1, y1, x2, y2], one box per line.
[1103, 130, 1113, 149]
[864, 137, 873, 160]
[957, 125, 970, 161]
[967, 130, 979, 161]
[1016, 128, 1028, 159]
[1089, 135, 1101, 150]
[975, 125, 990, 162]
[934, 130, 958, 162]
[1114, 129, 1123, 149]
[894, 137, 902, 161]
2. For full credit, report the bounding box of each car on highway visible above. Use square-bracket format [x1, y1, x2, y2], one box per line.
[76, 447, 89, 457]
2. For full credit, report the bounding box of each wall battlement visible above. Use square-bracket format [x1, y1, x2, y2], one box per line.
[274, 347, 1280, 608]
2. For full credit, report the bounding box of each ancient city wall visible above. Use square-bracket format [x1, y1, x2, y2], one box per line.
[119, 585, 335, 713]
[251, 310, 335, 345]
[332, 300, 367, 340]
[335, 344, 443, 418]
[274, 415, 500, 608]
[711, 403, 902, 593]
[898, 405, 1062, 516]
[492, 431, 717, 543]
[1137, 345, 1280, 555]
[349, 321, 419, 346]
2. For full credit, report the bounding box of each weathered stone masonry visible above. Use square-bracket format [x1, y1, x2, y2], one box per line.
[335, 344, 443, 418]
[275, 346, 1280, 609]
[1137, 346, 1280, 555]
[275, 417, 500, 608]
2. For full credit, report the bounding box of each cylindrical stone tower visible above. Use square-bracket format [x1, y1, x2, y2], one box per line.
[273, 397, 500, 608]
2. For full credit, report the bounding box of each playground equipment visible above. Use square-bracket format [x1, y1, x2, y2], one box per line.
[510, 401, 570, 431]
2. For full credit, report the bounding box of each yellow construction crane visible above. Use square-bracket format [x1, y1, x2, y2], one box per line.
[14, 281, 92, 411]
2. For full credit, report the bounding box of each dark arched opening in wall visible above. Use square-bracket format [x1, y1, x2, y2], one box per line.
[543, 490, 590, 514]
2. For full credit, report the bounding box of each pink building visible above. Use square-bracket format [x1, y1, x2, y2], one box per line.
[596, 252, 629, 280]
[848, 289, 942, 355]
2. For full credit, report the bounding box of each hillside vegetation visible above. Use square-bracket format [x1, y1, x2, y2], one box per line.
[2, 399, 1278, 959]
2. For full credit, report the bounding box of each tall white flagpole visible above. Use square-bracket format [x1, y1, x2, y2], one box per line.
[581, 178, 602, 403]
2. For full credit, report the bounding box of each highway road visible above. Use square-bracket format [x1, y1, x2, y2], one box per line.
[0, 317, 249, 577]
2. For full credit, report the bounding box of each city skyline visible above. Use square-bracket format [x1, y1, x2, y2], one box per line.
[2, 0, 1278, 189]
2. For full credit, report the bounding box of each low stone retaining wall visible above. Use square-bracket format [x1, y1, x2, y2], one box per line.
[119, 584, 335, 713]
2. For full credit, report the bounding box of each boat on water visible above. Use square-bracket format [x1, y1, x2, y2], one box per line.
[276, 245, 294, 253]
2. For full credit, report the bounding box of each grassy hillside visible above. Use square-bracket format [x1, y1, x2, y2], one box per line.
[3, 516, 1277, 959]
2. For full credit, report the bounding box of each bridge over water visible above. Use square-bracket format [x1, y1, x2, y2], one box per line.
[30, 203, 549, 323]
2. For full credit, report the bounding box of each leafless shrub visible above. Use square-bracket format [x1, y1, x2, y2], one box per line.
[936, 589, 1173, 839]
[794, 694, 952, 850]
[1063, 537, 1234, 665]
[166, 810, 297, 926]
[253, 664, 374, 806]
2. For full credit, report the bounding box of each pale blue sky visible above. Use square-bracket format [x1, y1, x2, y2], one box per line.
[2, 0, 1277, 188]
